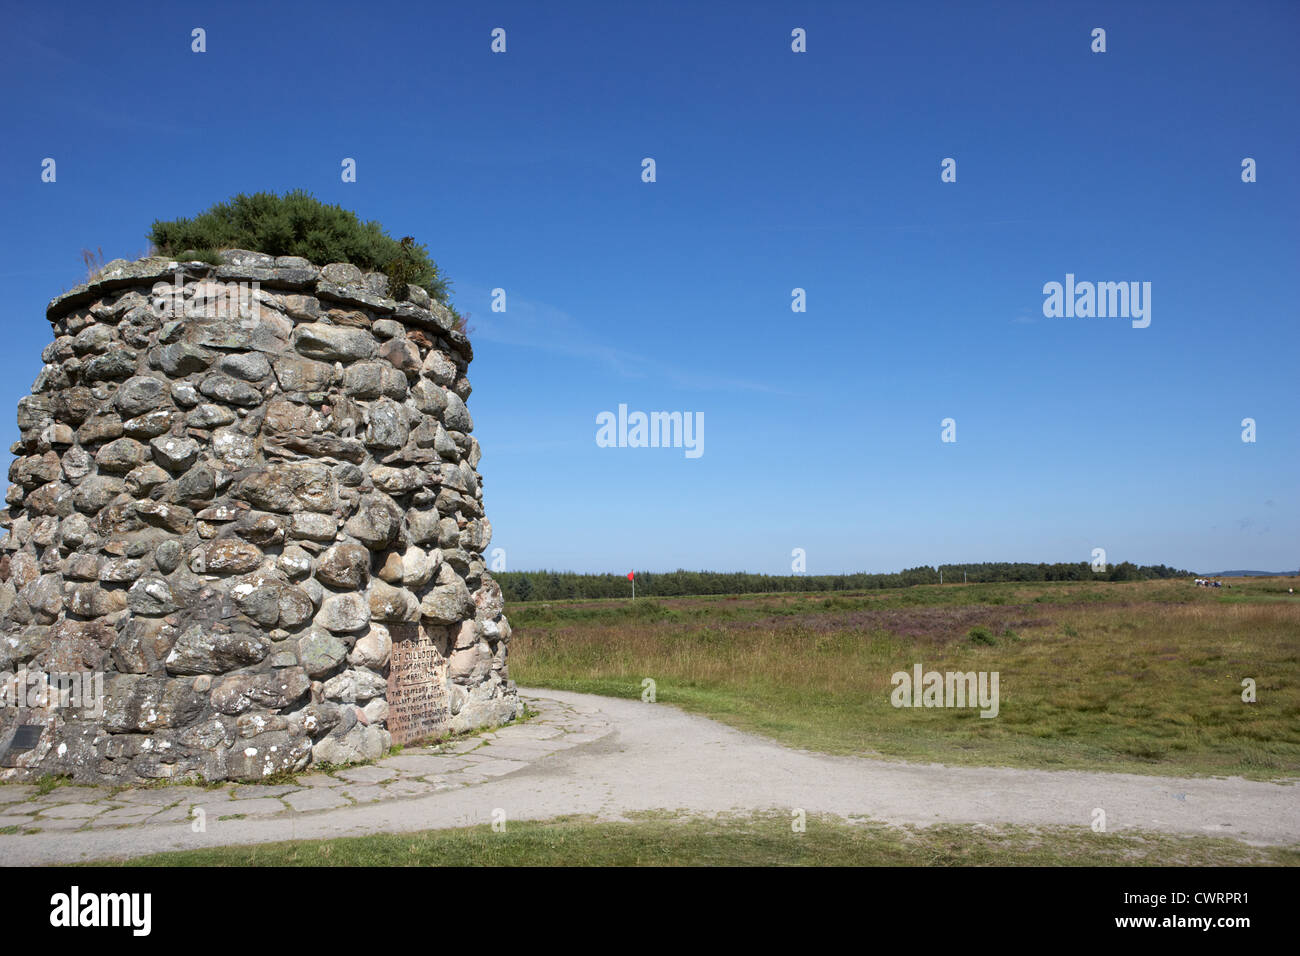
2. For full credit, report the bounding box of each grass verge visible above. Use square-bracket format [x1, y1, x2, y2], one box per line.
[100, 812, 1300, 867]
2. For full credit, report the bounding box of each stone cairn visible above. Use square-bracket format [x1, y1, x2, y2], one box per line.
[0, 251, 520, 783]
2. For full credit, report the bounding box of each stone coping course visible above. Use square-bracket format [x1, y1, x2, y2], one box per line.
[47, 250, 472, 361]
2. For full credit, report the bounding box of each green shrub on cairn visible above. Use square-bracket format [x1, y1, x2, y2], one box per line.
[148, 190, 456, 315]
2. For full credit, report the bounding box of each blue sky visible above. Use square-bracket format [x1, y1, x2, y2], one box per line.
[2, 0, 1296, 575]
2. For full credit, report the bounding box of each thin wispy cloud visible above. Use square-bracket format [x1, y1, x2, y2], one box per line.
[465, 286, 793, 396]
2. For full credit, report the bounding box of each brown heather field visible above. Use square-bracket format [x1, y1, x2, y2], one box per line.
[510, 576, 1300, 778]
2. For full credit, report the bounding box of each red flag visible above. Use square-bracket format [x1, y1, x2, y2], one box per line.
[627, 571, 634, 580]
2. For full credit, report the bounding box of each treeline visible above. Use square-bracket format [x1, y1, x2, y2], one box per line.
[493, 562, 1191, 603]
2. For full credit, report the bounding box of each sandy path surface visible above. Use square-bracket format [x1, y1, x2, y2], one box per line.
[3, 687, 1296, 865]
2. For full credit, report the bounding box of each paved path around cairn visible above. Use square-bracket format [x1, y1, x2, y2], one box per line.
[1, 687, 1297, 864]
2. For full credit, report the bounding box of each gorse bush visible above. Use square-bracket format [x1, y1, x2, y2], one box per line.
[148, 190, 455, 311]
[384, 236, 426, 304]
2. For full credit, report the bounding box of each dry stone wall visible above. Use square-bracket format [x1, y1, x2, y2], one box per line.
[0, 251, 519, 783]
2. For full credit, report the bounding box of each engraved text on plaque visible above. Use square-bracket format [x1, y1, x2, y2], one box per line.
[386, 624, 451, 745]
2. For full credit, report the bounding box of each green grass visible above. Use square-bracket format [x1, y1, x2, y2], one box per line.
[512, 577, 1300, 779]
[102, 812, 1300, 867]
[167, 247, 224, 265]
[34, 775, 70, 796]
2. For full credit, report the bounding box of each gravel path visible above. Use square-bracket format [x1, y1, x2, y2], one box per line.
[2, 687, 1296, 864]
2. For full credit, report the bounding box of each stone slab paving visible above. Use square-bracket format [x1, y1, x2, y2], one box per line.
[339, 785, 386, 804]
[384, 779, 438, 798]
[335, 766, 398, 785]
[0, 694, 608, 846]
[212, 798, 288, 818]
[279, 789, 349, 812]
[88, 808, 157, 827]
[231, 785, 303, 800]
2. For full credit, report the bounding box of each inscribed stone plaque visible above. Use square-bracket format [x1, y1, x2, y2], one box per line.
[0, 724, 44, 768]
[386, 623, 450, 745]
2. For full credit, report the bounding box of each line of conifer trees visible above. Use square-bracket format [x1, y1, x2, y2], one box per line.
[493, 562, 1190, 603]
